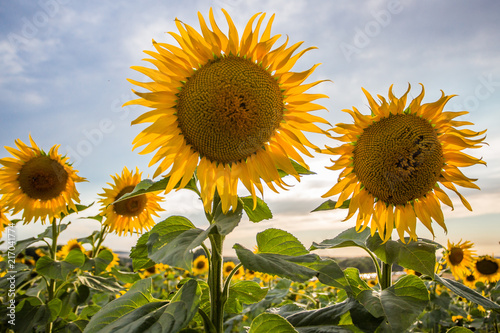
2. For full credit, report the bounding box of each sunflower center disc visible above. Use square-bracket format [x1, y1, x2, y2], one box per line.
[476, 259, 499, 275]
[177, 55, 284, 164]
[196, 261, 206, 269]
[113, 185, 147, 216]
[449, 248, 464, 265]
[353, 114, 443, 205]
[18, 156, 69, 200]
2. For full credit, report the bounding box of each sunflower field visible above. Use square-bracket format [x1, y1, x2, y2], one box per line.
[1, 7, 499, 333]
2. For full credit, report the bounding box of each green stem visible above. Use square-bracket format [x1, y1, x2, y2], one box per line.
[380, 261, 392, 290]
[94, 223, 109, 257]
[208, 234, 226, 333]
[363, 247, 382, 286]
[46, 218, 59, 333]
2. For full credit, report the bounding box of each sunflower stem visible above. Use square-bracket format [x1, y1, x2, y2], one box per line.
[46, 218, 59, 333]
[380, 261, 392, 290]
[208, 233, 226, 333]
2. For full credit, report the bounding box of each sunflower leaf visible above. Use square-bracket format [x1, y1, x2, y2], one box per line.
[225, 281, 268, 314]
[310, 226, 375, 253]
[248, 313, 298, 333]
[356, 274, 429, 332]
[36, 249, 85, 280]
[130, 215, 197, 270]
[240, 196, 273, 222]
[212, 201, 243, 235]
[83, 278, 201, 333]
[37, 222, 71, 240]
[434, 275, 500, 311]
[311, 199, 351, 212]
[112, 178, 170, 204]
[78, 273, 124, 293]
[257, 228, 308, 256]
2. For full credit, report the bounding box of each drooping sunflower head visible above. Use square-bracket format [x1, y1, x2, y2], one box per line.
[192, 254, 209, 275]
[125, 8, 329, 213]
[473, 255, 500, 284]
[98, 166, 164, 236]
[444, 239, 475, 279]
[323, 84, 486, 242]
[0, 136, 86, 224]
[57, 239, 85, 259]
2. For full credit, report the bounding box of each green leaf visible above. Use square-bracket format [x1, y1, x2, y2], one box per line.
[110, 267, 141, 284]
[112, 178, 170, 204]
[356, 274, 429, 332]
[291, 159, 316, 175]
[343, 268, 372, 297]
[256, 228, 309, 256]
[311, 199, 350, 212]
[81, 249, 115, 275]
[310, 227, 375, 253]
[130, 231, 156, 271]
[225, 280, 268, 314]
[84, 278, 201, 333]
[240, 196, 273, 222]
[285, 297, 357, 327]
[48, 298, 62, 321]
[37, 222, 70, 239]
[212, 200, 243, 235]
[235, 244, 323, 283]
[15, 297, 51, 332]
[370, 238, 437, 277]
[83, 278, 155, 332]
[434, 275, 500, 310]
[248, 313, 298, 333]
[77, 273, 124, 293]
[36, 249, 85, 280]
[132, 215, 197, 270]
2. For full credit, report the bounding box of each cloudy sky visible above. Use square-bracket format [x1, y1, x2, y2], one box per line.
[1, 0, 499, 258]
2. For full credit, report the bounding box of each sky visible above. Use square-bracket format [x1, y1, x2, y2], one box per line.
[1, 0, 499, 258]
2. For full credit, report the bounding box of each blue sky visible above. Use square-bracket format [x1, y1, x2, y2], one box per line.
[1, 0, 499, 257]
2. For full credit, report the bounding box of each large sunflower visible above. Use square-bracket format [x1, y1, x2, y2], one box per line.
[0, 136, 86, 223]
[444, 240, 475, 279]
[99, 166, 164, 236]
[323, 85, 486, 242]
[125, 9, 329, 213]
[473, 255, 500, 284]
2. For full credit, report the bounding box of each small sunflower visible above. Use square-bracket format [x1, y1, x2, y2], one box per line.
[323, 85, 486, 242]
[125, 8, 329, 213]
[223, 261, 236, 278]
[244, 269, 256, 280]
[444, 240, 475, 279]
[98, 167, 164, 236]
[0, 207, 10, 238]
[0, 136, 86, 223]
[473, 255, 500, 284]
[461, 270, 478, 289]
[231, 265, 245, 280]
[57, 239, 85, 259]
[192, 254, 209, 275]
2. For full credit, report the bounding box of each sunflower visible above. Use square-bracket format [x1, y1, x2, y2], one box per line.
[444, 240, 475, 279]
[231, 265, 245, 280]
[473, 255, 500, 284]
[461, 270, 478, 289]
[0, 136, 86, 223]
[323, 85, 486, 242]
[57, 239, 85, 259]
[223, 261, 236, 278]
[98, 167, 164, 236]
[125, 8, 329, 213]
[0, 207, 10, 238]
[192, 254, 209, 275]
